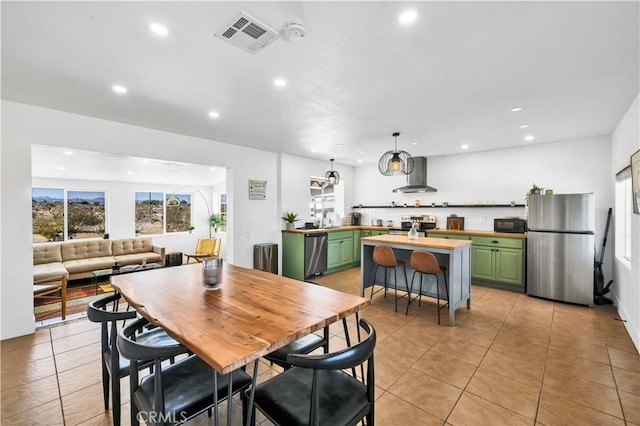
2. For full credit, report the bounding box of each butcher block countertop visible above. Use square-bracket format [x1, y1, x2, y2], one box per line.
[361, 234, 471, 250]
[281, 226, 526, 239]
[428, 229, 527, 239]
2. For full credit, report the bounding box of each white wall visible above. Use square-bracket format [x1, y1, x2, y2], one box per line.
[354, 137, 613, 250]
[279, 154, 355, 224]
[1, 101, 280, 339]
[611, 94, 640, 351]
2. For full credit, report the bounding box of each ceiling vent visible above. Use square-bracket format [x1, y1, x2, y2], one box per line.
[215, 11, 280, 54]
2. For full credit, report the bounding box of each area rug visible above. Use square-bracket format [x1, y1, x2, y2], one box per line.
[34, 283, 109, 321]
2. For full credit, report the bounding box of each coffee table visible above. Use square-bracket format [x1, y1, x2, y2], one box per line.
[91, 262, 164, 294]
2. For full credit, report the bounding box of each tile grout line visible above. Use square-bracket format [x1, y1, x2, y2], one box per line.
[444, 291, 538, 424]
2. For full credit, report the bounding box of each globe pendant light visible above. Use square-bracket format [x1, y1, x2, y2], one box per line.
[325, 158, 340, 185]
[378, 132, 415, 176]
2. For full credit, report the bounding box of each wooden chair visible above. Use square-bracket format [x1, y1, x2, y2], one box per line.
[33, 274, 68, 320]
[184, 238, 221, 264]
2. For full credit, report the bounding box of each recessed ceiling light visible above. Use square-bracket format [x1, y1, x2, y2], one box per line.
[64, 151, 73, 155]
[57, 166, 65, 171]
[524, 135, 535, 141]
[311, 149, 317, 153]
[511, 107, 524, 112]
[357, 159, 363, 163]
[411, 142, 418, 145]
[399, 10, 418, 25]
[127, 171, 133, 175]
[519, 124, 529, 128]
[210, 167, 216, 170]
[149, 22, 169, 36]
[208, 111, 220, 119]
[461, 144, 469, 150]
[112, 85, 127, 94]
[359, 150, 366, 154]
[336, 143, 344, 148]
[274, 78, 287, 87]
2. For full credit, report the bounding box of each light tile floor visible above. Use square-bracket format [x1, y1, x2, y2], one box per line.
[2, 267, 639, 425]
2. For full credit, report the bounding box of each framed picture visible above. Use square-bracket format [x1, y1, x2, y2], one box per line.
[632, 149, 640, 214]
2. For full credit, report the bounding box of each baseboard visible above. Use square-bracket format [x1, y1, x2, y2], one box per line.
[1, 317, 36, 340]
[612, 292, 640, 353]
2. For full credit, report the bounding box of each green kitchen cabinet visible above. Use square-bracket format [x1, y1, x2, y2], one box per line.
[353, 230, 362, 262]
[471, 236, 524, 290]
[371, 230, 388, 236]
[360, 230, 372, 237]
[438, 234, 470, 240]
[282, 232, 305, 280]
[327, 230, 354, 271]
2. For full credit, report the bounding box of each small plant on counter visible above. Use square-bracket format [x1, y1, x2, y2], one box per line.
[281, 212, 299, 230]
[135, 229, 141, 236]
[527, 183, 544, 195]
[281, 212, 300, 223]
[187, 224, 195, 233]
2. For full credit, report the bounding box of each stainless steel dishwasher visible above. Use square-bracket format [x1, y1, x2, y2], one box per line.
[304, 232, 328, 278]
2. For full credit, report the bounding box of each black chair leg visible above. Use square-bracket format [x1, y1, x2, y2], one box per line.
[101, 364, 109, 410]
[112, 376, 121, 426]
[436, 275, 441, 325]
[393, 268, 398, 312]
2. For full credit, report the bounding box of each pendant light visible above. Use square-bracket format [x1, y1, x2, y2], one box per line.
[378, 132, 415, 176]
[325, 158, 340, 185]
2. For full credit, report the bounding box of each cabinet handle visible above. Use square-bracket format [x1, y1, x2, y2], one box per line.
[496, 249, 500, 252]
[492, 240, 499, 244]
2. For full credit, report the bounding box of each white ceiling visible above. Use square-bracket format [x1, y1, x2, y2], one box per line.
[3, 1, 639, 179]
[31, 145, 227, 186]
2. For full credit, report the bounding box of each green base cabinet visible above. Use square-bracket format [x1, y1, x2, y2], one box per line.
[438, 234, 470, 240]
[471, 236, 524, 290]
[282, 232, 305, 280]
[327, 230, 354, 272]
[353, 230, 362, 262]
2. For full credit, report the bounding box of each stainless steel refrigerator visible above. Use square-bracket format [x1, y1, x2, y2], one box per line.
[527, 193, 595, 306]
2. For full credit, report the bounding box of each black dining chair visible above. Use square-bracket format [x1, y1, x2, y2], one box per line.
[245, 318, 376, 426]
[117, 316, 253, 426]
[263, 327, 329, 370]
[87, 293, 181, 426]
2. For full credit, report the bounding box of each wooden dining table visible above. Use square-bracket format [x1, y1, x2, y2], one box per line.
[112, 262, 370, 374]
[112, 262, 370, 425]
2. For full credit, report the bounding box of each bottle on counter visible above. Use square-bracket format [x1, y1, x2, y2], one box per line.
[408, 224, 419, 240]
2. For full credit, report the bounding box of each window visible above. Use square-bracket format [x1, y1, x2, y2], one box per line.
[615, 167, 633, 263]
[67, 190, 106, 239]
[220, 193, 227, 232]
[135, 192, 164, 235]
[166, 193, 191, 233]
[32, 188, 64, 243]
[310, 178, 334, 219]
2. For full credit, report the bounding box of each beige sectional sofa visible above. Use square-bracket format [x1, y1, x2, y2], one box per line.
[33, 237, 165, 281]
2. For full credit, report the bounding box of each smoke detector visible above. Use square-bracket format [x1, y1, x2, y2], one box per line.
[215, 11, 280, 54]
[283, 20, 306, 41]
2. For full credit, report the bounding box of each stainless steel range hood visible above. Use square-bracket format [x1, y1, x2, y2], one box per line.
[393, 156, 437, 193]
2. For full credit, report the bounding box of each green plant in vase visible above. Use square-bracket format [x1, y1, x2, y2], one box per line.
[281, 212, 299, 230]
[209, 213, 223, 235]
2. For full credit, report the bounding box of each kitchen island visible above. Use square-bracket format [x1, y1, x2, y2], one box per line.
[361, 234, 471, 325]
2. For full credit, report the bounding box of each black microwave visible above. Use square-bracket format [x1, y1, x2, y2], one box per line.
[494, 218, 527, 233]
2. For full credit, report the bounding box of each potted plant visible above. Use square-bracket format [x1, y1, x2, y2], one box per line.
[209, 213, 224, 234]
[187, 224, 195, 233]
[135, 228, 141, 237]
[281, 212, 299, 231]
